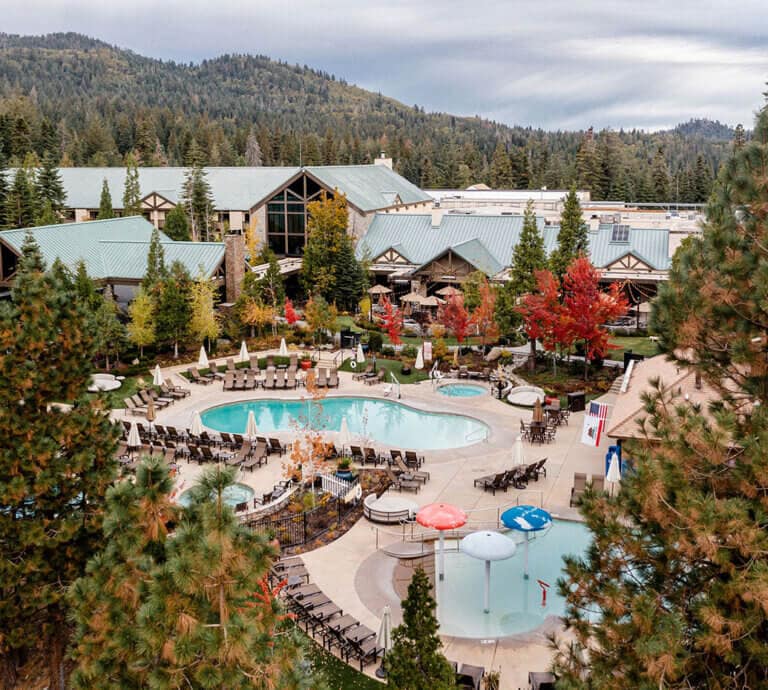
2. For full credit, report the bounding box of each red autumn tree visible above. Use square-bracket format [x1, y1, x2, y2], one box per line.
[470, 278, 500, 345]
[381, 296, 403, 345]
[439, 294, 471, 344]
[283, 297, 298, 325]
[516, 269, 573, 373]
[561, 257, 628, 379]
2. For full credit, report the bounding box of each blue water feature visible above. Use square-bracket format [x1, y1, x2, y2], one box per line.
[178, 482, 255, 508]
[200, 396, 488, 450]
[438, 383, 487, 398]
[436, 520, 592, 638]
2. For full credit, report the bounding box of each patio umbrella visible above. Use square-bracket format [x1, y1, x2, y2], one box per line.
[152, 364, 163, 387]
[127, 421, 141, 449]
[416, 503, 467, 581]
[279, 338, 288, 356]
[460, 531, 517, 613]
[501, 505, 553, 580]
[145, 396, 156, 425]
[190, 410, 203, 437]
[400, 292, 424, 304]
[512, 435, 525, 467]
[532, 398, 544, 423]
[375, 605, 393, 678]
[239, 340, 249, 363]
[436, 285, 462, 297]
[198, 346, 209, 370]
[245, 410, 258, 440]
[453, 347, 459, 367]
[356, 343, 366, 364]
[420, 295, 445, 307]
[338, 416, 352, 451]
[414, 346, 424, 370]
[606, 452, 621, 496]
[368, 284, 392, 296]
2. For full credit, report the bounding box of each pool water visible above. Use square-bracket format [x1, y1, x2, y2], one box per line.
[438, 383, 486, 398]
[201, 397, 488, 450]
[436, 520, 592, 638]
[178, 482, 255, 508]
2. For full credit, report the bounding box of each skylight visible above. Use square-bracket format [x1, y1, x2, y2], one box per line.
[610, 224, 630, 243]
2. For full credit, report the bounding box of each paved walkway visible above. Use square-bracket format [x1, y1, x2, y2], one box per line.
[122, 351, 614, 689]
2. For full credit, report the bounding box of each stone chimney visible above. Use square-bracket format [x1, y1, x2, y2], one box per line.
[224, 233, 245, 304]
[374, 151, 393, 170]
[430, 206, 443, 228]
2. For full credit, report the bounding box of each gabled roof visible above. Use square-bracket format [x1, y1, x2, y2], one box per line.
[413, 238, 503, 277]
[0, 216, 225, 281]
[306, 165, 431, 212]
[589, 224, 670, 271]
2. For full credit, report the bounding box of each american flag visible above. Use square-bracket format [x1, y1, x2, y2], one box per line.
[581, 401, 611, 447]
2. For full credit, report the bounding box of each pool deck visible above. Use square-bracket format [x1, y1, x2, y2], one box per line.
[123, 352, 614, 689]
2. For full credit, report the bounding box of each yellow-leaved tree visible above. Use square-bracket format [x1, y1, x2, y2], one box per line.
[188, 270, 220, 349]
[240, 298, 275, 338]
[127, 287, 156, 358]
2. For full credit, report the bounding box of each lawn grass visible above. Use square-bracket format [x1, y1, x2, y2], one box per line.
[608, 335, 660, 360]
[87, 375, 140, 409]
[339, 356, 430, 384]
[304, 635, 381, 689]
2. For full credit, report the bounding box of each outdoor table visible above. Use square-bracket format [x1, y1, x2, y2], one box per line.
[529, 421, 546, 444]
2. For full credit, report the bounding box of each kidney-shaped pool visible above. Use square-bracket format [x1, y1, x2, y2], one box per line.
[200, 396, 488, 450]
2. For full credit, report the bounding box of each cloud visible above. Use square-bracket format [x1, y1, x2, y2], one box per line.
[2, 0, 767, 130]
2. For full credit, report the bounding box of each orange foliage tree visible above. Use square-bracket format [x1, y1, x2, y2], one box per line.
[439, 294, 471, 343]
[470, 278, 499, 345]
[284, 297, 298, 325]
[381, 295, 403, 345]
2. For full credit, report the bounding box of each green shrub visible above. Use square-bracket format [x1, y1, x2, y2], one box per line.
[367, 331, 383, 353]
[381, 345, 395, 357]
[401, 345, 417, 358]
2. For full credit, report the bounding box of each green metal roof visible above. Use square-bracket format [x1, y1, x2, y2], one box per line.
[0, 216, 225, 280]
[357, 214, 670, 275]
[306, 165, 432, 212]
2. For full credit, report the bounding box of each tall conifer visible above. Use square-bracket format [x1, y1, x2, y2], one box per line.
[509, 199, 546, 295]
[122, 153, 142, 216]
[549, 187, 587, 279]
[97, 178, 114, 219]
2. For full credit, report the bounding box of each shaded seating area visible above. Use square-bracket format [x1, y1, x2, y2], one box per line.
[473, 459, 547, 494]
[569, 472, 605, 506]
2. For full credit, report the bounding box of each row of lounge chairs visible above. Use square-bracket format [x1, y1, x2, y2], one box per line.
[570, 472, 605, 506]
[349, 446, 425, 468]
[473, 459, 547, 495]
[351, 364, 387, 386]
[124, 380, 191, 416]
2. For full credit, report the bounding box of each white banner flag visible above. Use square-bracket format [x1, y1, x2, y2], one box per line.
[423, 341, 433, 362]
[581, 414, 602, 447]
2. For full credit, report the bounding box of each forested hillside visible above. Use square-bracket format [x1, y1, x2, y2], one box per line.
[0, 32, 743, 202]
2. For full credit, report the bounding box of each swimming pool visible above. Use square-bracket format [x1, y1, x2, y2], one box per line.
[200, 397, 488, 450]
[178, 482, 255, 508]
[436, 520, 592, 638]
[438, 383, 486, 398]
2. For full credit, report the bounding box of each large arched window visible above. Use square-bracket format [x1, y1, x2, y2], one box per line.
[266, 175, 328, 256]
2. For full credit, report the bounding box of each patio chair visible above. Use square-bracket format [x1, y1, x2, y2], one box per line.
[165, 425, 181, 441]
[456, 663, 485, 690]
[385, 467, 420, 493]
[286, 369, 297, 389]
[245, 369, 258, 390]
[395, 457, 429, 483]
[275, 369, 286, 389]
[526, 458, 548, 481]
[249, 354, 260, 372]
[404, 450, 425, 468]
[350, 445, 364, 463]
[160, 382, 188, 400]
[328, 368, 339, 388]
[520, 419, 531, 441]
[473, 471, 507, 495]
[507, 466, 528, 490]
[226, 357, 236, 373]
[268, 438, 287, 455]
[316, 368, 327, 388]
[223, 372, 235, 391]
[124, 397, 147, 416]
[263, 368, 275, 389]
[364, 369, 385, 386]
[389, 449, 403, 466]
[138, 390, 168, 409]
[591, 474, 605, 493]
[363, 447, 380, 465]
[570, 472, 587, 506]
[188, 367, 213, 385]
[164, 378, 191, 397]
[352, 363, 373, 381]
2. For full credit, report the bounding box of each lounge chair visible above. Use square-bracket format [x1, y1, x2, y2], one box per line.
[275, 369, 286, 389]
[245, 369, 258, 390]
[591, 474, 605, 493]
[404, 450, 424, 468]
[164, 378, 191, 397]
[328, 368, 339, 388]
[350, 445, 364, 463]
[528, 671, 557, 690]
[316, 368, 327, 388]
[249, 354, 260, 372]
[508, 466, 528, 489]
[223, 371, 235, 391]
[139, 390, 169, 409]
[395, 457, 429, 483]
[263, 368, 275, 389]
[226, 357, 236, 373]
[160, 382, 188, 400]
[389, 449, 403, 465]
[188, 367, 213, 385]
[526, 458, 547, 481]
[363, 447, 380, 466]
[220, 432, 236, 449]
[458, 365, 469, 379]
[456, 663, 485, 690]
[473, 471, 507, 495]
[570, 472, 587, 506]
[124, 397, 147, 416]
[364, 369, 386, 386]
[268, 438, 287, 455]
[286, 369, 297, 388]
[385, 467, 420, 493]
[352, 363, 373, 381]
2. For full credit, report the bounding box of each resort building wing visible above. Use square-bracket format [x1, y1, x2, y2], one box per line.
[0, 216, 233, 302]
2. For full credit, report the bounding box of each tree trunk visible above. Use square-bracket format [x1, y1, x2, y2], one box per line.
[173, 340, 179, 359]
[0, 650, 18, 689]
[48, 633, 66, 690]
[527, 337, 536, 371]
[140, 344, 144, 358]
[584, 341, 589, 380]
[105, 353, 111, 371]
[250, 325, 255, 338]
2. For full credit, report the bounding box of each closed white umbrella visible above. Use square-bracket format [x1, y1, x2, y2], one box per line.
[198, 346, 209, 369]
[414, 346, 424, 370]
[190, 411, 203, 437]
[512, 435, 525, 467]
[338, 416, 352, 451]
[375, 605, 393, 679]
[127, 421, 141, 449]
[239, 340, 249, 363]
[245, 410, 258, 440]
[356, 343, 366, 363]
[279, 338, 288, 356]
[606, 452, 621, 495]
[152, 364, 163, 387]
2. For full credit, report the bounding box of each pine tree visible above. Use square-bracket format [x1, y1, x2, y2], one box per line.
[552, 106, 768, 689]
[693, 154, 713, 203]
[5, 166, 37, 228]
[0, 151, 8, 223]
[256, 248, 285, 307]
[386, 568, 455, 690]
[122, 152, 142, 216]
[733, 123, 746, 151]
[35, 152, 66, 214]
[127, 286, 155, 358]
[143, 226, 167, 292]
[0, 234, 118, 688]
[549, 187, 586, 279]
[334, 236, 365, 311]
[73, 259, 101, 313]
[92, 286, 125, 370]
[163, 204, 190, 241]
[182, 140, 215, 241]
[489, 142, 514, 188]
[155, 261, 191, 358]
[35, 199, 59, 226]
[97, 178, 114, 219]
[509, 199, 547, 295]
[650, 147, 670, 201]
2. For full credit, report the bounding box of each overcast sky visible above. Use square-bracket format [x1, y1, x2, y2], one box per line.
[3, 0, 767, 131]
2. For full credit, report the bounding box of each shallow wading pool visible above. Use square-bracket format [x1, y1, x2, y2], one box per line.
[200, 397, 489, 450]
[177, 482, 255, 508]
[437, 383, 487, 398]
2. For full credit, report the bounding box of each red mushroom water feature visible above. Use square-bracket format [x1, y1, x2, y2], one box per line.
[416, 503, 467, 581]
